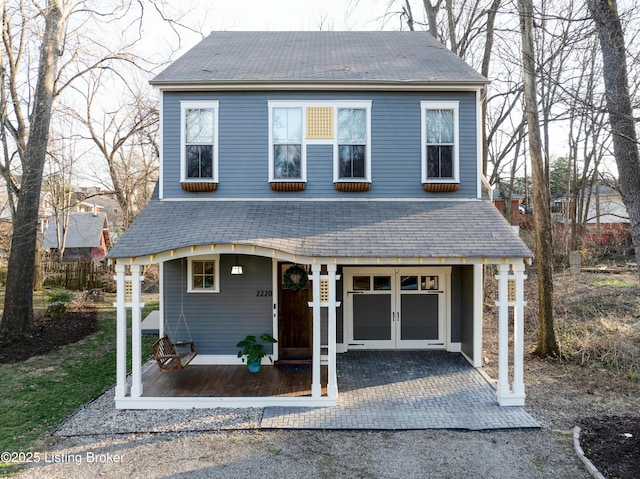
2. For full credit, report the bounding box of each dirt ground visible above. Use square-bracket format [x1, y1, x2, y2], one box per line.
[3, 270, 640, 478]
[483, 269, 640, 479]
[0, 308, 97, 364]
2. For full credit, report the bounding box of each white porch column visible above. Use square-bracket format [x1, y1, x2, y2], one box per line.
[512, 262, 527, 400]
[310, 264, 322, 397]
[495, 261, 527, 406]
[114, 263, 128, 398]
[472, 263, 484, 367]
[495, 263, 510, 404]
[130, 264, 144, 398]
[326, 263, 338, 399]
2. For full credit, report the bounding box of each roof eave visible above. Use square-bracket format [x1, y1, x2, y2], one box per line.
[149, 80, 489, 92]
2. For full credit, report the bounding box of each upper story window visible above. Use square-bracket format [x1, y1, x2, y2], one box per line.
[337, 108, 367, 180]
[421, 101, 459, 185]
[181, 101, 219, 191]
[272, 107, 303, 180]
[268, 101, 371, 191]
[187, 255, 220, 292]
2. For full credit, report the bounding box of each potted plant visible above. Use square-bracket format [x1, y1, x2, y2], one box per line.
[236, 333, 278, 373]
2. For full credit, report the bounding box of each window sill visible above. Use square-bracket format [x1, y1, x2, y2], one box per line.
[269, 181, 306, 191]
[423, 183, 460, 193]
[334, 182, 371, 192]
[181, 181, 218, 192]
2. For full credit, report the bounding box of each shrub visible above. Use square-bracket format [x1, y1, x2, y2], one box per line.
[0, 267, 6, 286]
[44, 289, 74, 318]
[45, 289, 74, 304]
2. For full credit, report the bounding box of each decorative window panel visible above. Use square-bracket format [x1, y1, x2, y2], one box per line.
[306, 107, 334, 139]
[320, 279, 329, 302]
[508, 279, 516, 302]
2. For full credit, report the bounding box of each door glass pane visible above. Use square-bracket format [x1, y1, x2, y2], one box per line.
[373, 276, 391, 290]
[353, 295, 391, 340]
[421, 276, 439, 290]
[353, 276, 370, 291]
[400, 276, 418, 290]
[401, 294, 439, 340]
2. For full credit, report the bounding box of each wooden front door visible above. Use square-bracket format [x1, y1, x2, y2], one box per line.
[278, 263, 312, 360]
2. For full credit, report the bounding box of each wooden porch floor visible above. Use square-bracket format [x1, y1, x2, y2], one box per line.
[140, 364, 328, 397]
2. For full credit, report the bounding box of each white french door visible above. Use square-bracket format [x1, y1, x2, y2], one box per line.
[344, 267, 449, 349]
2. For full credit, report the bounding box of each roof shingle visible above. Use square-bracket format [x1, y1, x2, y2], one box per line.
[151, 31, 487, 86]
[108, 200, 531, 260]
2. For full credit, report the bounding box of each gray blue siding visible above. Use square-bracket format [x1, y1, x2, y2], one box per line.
[456, 266, 476, 358]
[162, 255, 274, 355]
[161, 91, 478, 199]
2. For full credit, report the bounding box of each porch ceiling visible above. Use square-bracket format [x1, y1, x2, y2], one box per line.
[108, 198, 532, 261]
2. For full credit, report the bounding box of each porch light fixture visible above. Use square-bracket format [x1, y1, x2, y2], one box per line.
[231, 255, 243, 275]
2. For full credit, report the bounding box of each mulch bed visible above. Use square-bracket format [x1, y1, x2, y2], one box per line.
[0, 308, 98, 364]
[579, 415, 640, 479]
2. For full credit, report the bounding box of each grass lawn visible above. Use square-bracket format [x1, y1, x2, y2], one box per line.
[0, 289, 158, 465]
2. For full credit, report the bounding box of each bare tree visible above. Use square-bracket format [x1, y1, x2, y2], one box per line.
[1, 0, 66, 337]
[43, 120, 80, 262]
[587, 0, 640, 275]
[72, 73, 159, 229]
[518, 0, 559, 357]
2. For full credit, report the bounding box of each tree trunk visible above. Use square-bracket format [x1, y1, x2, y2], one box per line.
[518, 0, 559, 357]
[587, 0, 640, 277]
[422, 0, 439, 39]
[1, 0, 64, 337]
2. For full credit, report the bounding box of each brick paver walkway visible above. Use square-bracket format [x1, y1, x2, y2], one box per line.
[261, 351, 540, 430]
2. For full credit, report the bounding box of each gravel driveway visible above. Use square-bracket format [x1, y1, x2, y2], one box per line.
[13, 388, 588, 479]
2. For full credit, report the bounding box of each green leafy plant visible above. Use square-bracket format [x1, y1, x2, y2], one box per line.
[236, 333, 278, 365]
[44, 289, 74, 318]
[46, 289, 74, 304]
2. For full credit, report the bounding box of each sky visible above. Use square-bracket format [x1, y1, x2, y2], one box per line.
[138, 0, 401, 61]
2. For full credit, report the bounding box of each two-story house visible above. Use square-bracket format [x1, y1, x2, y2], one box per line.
[108, 31, 532, 410]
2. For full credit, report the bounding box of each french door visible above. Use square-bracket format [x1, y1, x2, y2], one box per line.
[344, 267, 449, 349]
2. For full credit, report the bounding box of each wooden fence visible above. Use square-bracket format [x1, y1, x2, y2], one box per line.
[42, 260, 114, 291]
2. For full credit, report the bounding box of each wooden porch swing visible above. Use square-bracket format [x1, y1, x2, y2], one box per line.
[151, 335, 196, 371]
[151, 260, 197, 371]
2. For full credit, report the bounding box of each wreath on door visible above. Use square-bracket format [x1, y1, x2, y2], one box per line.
[283, 265, 308, 291]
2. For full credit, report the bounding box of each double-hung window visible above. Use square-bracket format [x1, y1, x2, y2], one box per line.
[421, 101, 459, 184]
[271, 106, 303, 181]
[181, 101, 219, 189]
[337, 108, 368, 180]
[268, 101, 371, 190]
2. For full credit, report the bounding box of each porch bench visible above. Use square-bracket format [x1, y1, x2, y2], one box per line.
[151, 336, 196, 371]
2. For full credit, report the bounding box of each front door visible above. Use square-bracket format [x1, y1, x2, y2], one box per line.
[345, 267, 448, 349]
[277, 263, 312, 359]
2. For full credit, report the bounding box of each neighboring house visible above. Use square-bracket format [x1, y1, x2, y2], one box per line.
[553, 185, 630, 246]
[492, 190, 524, 232]
[43, 212, 112, 262]
[75, 186, 124, 238]
[108, 31, 532, 409]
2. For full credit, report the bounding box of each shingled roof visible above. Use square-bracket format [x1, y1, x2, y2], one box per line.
[151, 31, 488, 87]
[108, 199, 531, 260]
[44, 212, 109, 249]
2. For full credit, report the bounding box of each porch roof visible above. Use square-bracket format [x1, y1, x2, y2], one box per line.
[108, 199, 532, 260]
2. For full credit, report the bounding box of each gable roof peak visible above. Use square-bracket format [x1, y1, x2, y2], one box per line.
[151, 31, 487, 87]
